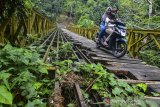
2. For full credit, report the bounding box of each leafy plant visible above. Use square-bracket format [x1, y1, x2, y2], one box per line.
[0, 85, 13, 105]
[139, 50, 160, 68]
[0, 44, 53, 106]
[76, 63, 152, 106]
[49, 42, 76, 60]
[53, 60, 73, 75]
[77, 14, 95, 28]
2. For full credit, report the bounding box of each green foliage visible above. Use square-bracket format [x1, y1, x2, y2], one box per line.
[0, 44, 53, 106]
[151, 92, 160, 97]
[27, 34, 39, 44]
[24, 0, 33, 9]
[0, 85, 13, 105]
[54, 60, 73, 75]
[139, 50, 160, 68]
[110, 96, 158, 107]
[0, 0, 33, 22]
[54, 60, 157, 106]
[32, 0, 64, 19]
[77, 63, 146, 97]
[67, 103, 76, 107]
[61, 0, 160, 29]
[49, 42, 76, 60]
[77, 14, 95, 28]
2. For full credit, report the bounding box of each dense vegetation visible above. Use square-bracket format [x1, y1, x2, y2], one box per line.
[0, 0, 32, 23]
[140, 49, 160, 68]
[31, 0, 160, 29]
[1, 0, 160, 29]
[0, 44, 53, 106]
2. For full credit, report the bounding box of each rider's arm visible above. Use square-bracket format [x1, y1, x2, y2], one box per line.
[105, 17, 110, 26]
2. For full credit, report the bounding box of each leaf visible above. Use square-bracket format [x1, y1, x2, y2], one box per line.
[33, 82, 43, 90]
[3, 44, 12, 51]
[109, 79, 117, 86]
[0, 72, 11, 79]
[151, 92, 160, 97]
[0, 85, 13, 105]
[125, 85, 133, 93]
[83, 93, 89, 99]
[38, 66, 48, 74]
[17, 101, 24, 106]
[117, 81, 127, 87]
[0, 72, 11, 90]
[21, 58, 29, 65]
[33, 99, 46, 107]
[92, 83, 99, 90]
[25, 100, 34, 107]
[67, 103, 75, 107]
[136, 83, 147, 92]
[112, 87, 123, 96]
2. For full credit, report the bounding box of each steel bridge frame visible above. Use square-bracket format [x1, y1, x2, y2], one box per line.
[0, 10, 56, 45]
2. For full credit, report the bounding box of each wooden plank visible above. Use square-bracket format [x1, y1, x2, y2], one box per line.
[121, 63, 160, 70]
[148, 84, 160, 93]
[105, 64, 160, 80]
[105, 63, 160, 72]
[144, 96, 160, 105]
[74, 83, 87, 107]
[105, 66, 129, 75]
[91, 56, 140, 64]
[128, 70, 160, 81]
[88, 52, 141, 62]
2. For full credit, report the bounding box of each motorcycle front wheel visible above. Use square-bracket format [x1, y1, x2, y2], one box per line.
[112, 41, 127, 58]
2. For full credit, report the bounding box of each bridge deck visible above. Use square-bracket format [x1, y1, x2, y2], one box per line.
[62, 28, 160, 93]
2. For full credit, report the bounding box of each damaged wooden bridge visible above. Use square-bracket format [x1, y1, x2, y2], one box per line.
[30, 26, 160, 106]
[62, 28, 160, 94]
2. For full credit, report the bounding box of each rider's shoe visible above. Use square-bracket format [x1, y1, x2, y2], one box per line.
[95, 38, 100, 43]
[104, 41, 109, 47]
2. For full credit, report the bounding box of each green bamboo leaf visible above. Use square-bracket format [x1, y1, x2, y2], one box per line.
[0, 85, 13, 105]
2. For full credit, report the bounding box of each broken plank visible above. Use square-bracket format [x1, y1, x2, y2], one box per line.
[74, 83, 87, 107]
[148, 84, 160, 93]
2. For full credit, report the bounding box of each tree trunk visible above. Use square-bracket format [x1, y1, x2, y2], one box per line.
[147, 0, 152, 28]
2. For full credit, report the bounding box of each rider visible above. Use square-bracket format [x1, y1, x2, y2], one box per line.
[104, 11, 117, 46]
[98, 7, 117, 45]
[98, 7, 112, 42]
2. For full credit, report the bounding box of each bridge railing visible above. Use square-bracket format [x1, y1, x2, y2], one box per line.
[68, 26, 160, 57]
[0, 10, 56, 45]
[68, 26, 98, 39]
[127, 29, 160, 57]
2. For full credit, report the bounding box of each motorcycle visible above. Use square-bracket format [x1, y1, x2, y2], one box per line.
[96, 21, 127, 58]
